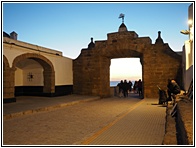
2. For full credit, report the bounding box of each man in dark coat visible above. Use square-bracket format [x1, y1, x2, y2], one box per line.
[138, 79, 142, 97]
[117, 80, 124, 97]
[167, 79, 181, 101]
[122, 80, 129, 97]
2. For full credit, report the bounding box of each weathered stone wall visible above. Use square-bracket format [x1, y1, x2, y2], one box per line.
[73, 30, 182, 98]
[143, 43, 182, 98]
[3, 55, 15, 102]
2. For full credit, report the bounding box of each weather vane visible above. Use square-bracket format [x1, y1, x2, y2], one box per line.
[119, 13, 125, 23]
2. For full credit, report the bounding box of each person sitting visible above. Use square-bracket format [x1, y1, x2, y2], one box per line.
[167, 79, 181, 101]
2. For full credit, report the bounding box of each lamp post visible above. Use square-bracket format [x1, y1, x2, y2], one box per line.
[180, 19, 193, 40]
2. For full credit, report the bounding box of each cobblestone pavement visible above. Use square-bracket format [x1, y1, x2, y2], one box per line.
[3, 94, 166, 146]
[3, 95, 100, 116]
[83, 98, 166, 145]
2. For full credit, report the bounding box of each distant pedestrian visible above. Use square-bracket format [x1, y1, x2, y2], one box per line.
[138, 79, 142, 97]
[122, 80, 129, 97]
[133, 81, 138, 93]
[117, 80, 124, 97]
[128, 80, 133, 93]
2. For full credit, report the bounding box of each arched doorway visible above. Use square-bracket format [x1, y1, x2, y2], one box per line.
[95, 47, 144, 98]
[110, 56, 143, 97]
[12, 53, 55, 97]
[73, 24, 182, 98]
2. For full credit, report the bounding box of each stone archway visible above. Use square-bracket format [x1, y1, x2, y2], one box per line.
[73, 24, 182, 98]
[12, 53, 55, 97]
[3, 55, 10, 70]
[3, 55, 16, 103]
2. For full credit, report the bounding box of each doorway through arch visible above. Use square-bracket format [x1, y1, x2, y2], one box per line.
[110, 57, 143, 97]
[73, 24, 182, 98]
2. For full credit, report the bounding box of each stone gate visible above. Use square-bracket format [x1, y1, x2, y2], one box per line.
[73, 23, 182, 98]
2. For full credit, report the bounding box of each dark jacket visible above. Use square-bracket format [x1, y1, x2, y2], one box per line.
[167, 80, 180, 94]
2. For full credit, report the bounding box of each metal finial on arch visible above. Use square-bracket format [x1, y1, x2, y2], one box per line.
[119, 13, 125, 23]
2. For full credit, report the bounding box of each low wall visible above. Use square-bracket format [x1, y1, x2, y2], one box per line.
[163, 94, 193, 145]
[163, 103, 178, 145]
[176, 97, 193, 145]
[110, 86, 119, 97]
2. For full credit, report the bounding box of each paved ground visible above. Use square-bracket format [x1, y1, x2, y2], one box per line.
[3, 95, 100, 116]
[3, 93, 166, 145]
[82, 98, 166, 145]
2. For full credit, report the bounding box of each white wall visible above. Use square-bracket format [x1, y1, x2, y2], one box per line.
[15, 67, 23, 86]
[184, 40, 193, 70]
[15, 67, 44, 86]
[3, 37, 73, 86]
[23, 68, 44, 86]
[183, 40, 193, 91]
[53, 56, 73, 85]
[182, 4, 193, 92]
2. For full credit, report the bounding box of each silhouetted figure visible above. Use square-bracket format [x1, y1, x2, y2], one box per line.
[122, 80, 129, 97]
[117, 80, 124, 97]
[133, 81, 138, 93]
[167, 79, 180, 101]
[138, 79, 142, 97]
[128, 80, 133, 93]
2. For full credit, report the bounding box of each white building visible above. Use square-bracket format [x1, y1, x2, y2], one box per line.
[182, 3, 194, 92]
[3, 31, 73, 103]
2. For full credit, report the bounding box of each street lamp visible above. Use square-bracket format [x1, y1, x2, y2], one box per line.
[188, 19, 193, 27]
[180, 19, 193, 41]
[180, 30, 190, 35]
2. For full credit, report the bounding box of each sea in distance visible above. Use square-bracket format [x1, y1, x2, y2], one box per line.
[110, 81, 135, 87]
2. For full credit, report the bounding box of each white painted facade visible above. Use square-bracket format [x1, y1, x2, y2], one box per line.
[3, 36, 73, 87]
[182, 3, 194, 91]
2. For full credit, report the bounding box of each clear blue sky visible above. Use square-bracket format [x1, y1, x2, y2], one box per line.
[2, 2, 192, 81]
[3, 2, 191, 58]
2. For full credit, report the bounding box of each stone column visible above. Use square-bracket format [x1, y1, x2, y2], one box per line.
[99, 57, 110, 97]
[43, 70, 55, 95]
[3, 67, 16, 103]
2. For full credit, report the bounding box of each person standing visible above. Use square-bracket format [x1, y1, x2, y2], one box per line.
[133, 81, 138, 93]
[138, 79, 142, 97]
[117, 80, 124, 97]
[128, 80, 133, 93]
[122, 80, 129, 97]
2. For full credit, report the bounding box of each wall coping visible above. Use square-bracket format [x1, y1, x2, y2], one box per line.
[3, 37, 63, 56]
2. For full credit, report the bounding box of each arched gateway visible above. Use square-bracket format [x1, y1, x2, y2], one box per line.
[73, 23, 182, 98]
[3, 53, 55, 103]
[12, 53, 55, 95]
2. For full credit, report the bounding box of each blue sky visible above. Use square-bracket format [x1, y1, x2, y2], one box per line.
[2, 2, 192, 81]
